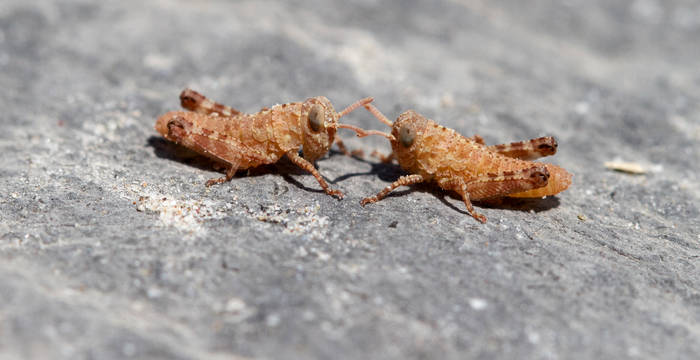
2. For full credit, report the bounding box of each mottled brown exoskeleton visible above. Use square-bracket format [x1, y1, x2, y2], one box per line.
[155, 89, 373, 199]
[346, 104, 572, 223]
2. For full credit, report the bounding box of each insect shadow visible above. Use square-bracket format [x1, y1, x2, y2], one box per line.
[444, 193, 561, 215]
[148, 136, 342, 194]
[148, 136, 562, 214]
[327, 147, 562, 215]
[326, 149, 404, 184]
[148, 136, 218, 172]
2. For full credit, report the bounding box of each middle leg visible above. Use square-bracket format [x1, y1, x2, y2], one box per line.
[437, 166, 550, 222]
[437, 177, 487, 223]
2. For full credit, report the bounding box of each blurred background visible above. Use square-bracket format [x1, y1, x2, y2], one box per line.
[1, 0, 699, 359]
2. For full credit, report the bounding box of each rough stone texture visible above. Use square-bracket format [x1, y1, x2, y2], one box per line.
[1, 0, 699, 359]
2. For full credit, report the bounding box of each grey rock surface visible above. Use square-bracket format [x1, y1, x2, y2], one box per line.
[1, 0, 700, 359]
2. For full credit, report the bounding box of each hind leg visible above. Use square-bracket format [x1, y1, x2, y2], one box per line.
[470, 135, 558, 160]
[488, 137, 557, 160]
[179, 88, 241, 117]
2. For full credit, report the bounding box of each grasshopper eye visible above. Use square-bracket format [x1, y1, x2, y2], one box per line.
[308, 105, 325, 132]
[399, 126, 415, 147]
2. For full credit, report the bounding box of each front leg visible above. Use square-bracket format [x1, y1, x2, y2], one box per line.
[360, 174, 424, 206]
[286, 150, 344, 199]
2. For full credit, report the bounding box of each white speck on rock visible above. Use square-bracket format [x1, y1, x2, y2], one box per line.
[527, 331, 541, 344]
[225, 297, 247, 313]
[266, 313, 281, 327]
[143, 53, 175, 71]
[311, 248, 331, 261]
[469, 298, 488, 310]
[574, 101, 590, 115]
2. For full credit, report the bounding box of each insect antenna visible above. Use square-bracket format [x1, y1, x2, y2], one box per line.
[363, 103, 394, 127]
[335, 98, 395, 140]
[337, 97, 374, 118]
[336, 124, 396, 141]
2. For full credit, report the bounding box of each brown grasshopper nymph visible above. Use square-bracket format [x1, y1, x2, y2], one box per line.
[346, 103, 572, 223]
[155, 89, 373, 199]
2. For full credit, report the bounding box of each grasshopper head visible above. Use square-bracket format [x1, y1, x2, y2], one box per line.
[388, 110, 429, 169]
[300, 96, 374, 163]
[300, 96, 338, 163]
